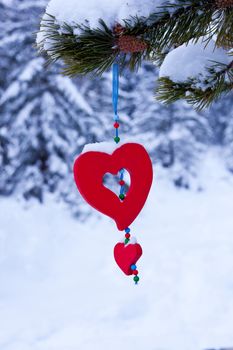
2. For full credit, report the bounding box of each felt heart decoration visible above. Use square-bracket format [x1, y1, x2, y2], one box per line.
[114, 242, 143, 275]
[73, 143, 153, 231]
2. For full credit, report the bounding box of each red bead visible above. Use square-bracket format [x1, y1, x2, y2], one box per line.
[125, 233, 130, 239]
[133, 270, 138, 275]
[114, 122, 120, 129]
[119, 180, 125, 186]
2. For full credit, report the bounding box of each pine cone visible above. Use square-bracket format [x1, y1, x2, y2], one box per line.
[117, 35, 148, 53]
[215, 0, 233, 8]
[216, 34, 233, 49]
[113, 23, 126, 36]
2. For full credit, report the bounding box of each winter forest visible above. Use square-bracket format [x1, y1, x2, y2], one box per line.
[0, 0, 233, 349]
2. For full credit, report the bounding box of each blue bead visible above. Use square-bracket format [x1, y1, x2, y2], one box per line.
[131, 264, 137, 270]
[120, 187, 125, 195]
[114, 114, 119, 121]
[125, 227, 130, 233]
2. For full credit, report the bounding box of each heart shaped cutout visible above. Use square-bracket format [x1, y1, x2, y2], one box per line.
[103, 170, 130, 196]
[114, 242, 143, 275]
[73, 143, 153, 230]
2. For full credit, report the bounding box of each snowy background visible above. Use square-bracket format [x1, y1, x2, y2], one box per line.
[1, 1, 233, 350]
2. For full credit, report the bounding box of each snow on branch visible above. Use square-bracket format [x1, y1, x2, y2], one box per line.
[36, 0, 233, 108]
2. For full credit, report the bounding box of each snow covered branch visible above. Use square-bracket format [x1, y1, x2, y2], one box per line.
[36, 0, 233, 108]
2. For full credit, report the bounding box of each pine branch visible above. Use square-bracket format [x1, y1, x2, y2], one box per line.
[132, 0, 233, 49]
[36, 0, 233, 107]
[156, 60, 233, 109]
[37, 1, 233, 75]
[38, 16, 118, 75]
[37, 16, 153, 76]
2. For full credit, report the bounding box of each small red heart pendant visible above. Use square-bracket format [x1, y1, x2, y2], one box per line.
[114, 242, 143, 275]
[73, 143, 153, 230]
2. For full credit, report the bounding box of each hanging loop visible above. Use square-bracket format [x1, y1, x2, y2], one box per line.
[112, 63, 119, 119]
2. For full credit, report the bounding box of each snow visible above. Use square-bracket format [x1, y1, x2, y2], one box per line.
[0, 81, 20, 104]
[159, 38, 231, 83]
[82, 141, 120, 154]
[1, 150, 233, 350]
[37, 0, 163, 50]
[0, 58, 44, 104]
[82, 141, 121, 154]
[0, 0, 14, 5]
[81, 140, 142, 154]
[19, 58, 44, 82]
[55, 76, 93, 115]
[44, 0, 162, 29]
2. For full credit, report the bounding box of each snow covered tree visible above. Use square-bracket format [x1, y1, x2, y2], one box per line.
[37, 0, 233, 109]
[0, 0, 100, 205]
[208, 96, 233, 171]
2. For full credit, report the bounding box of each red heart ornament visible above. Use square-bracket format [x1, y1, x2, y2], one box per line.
[114, 242, 143, 275]
[73, 143, 153, 230]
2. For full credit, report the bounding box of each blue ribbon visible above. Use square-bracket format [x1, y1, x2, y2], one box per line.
[112, 63, 119, 120]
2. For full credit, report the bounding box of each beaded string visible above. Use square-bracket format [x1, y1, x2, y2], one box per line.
[112, 63, 120, 144]
[112, 63, 140, 285]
